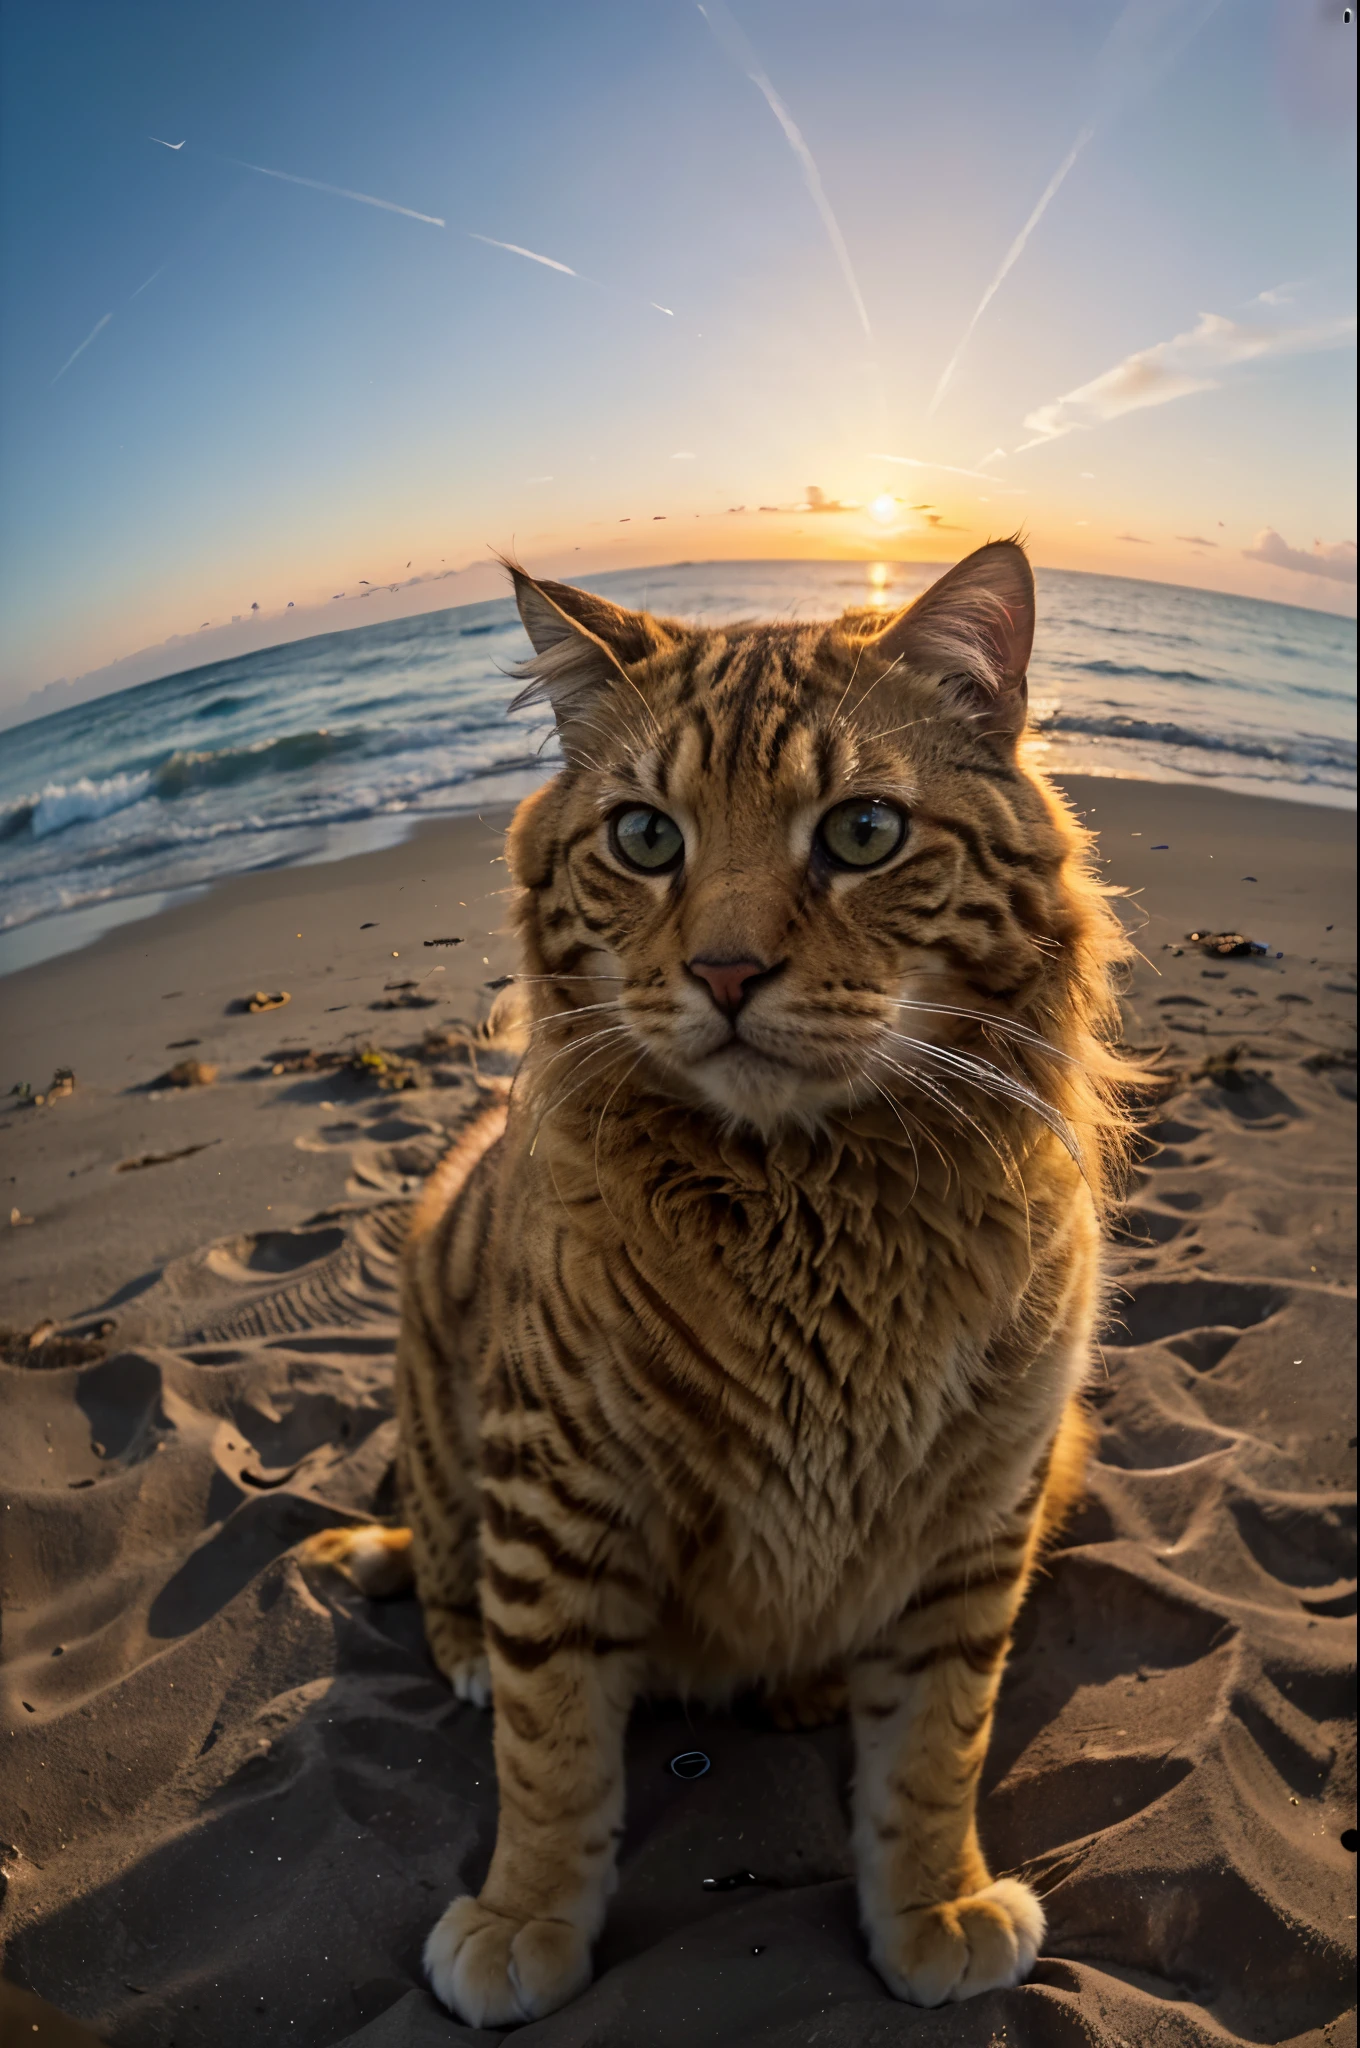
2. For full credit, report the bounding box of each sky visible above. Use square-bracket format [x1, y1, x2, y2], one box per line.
[0, 0, 1355, 719]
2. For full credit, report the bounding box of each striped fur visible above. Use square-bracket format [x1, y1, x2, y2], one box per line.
[319, 543, 1140, 2022]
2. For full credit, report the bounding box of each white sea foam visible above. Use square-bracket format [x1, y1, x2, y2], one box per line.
[28, 771, 154, 838]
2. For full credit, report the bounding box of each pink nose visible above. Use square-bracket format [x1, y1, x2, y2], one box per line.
[688, 957, 767, 1017]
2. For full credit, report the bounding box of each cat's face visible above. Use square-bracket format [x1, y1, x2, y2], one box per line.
[508, 546, 1078, 1136]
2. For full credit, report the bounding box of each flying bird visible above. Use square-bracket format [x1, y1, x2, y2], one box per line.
[150, 137, 186, 150]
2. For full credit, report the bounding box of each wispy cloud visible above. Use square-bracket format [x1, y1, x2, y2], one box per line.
[697, 0, 872, 343]
[1176, 534, 1218, 547]
[929, 0, 1226, 416]
[1243, 529, 1357, 584]
[1016, 310, 1357, 449]
[468, 233, 575, 274]
[230, 159, 445, 227]
[51, 312, 113, 385]
[1117, 533, 1152, 543]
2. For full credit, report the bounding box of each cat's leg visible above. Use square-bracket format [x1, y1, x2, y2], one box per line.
[395, 1106, 508, 1704]
[848, 1501, 1047, 2006]
[395, 1320, 491, 1703]
[423, 1575, 649, 2025]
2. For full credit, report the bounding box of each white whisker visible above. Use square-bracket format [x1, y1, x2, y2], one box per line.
[885, 998, 1076, 1064]
[880, 1029, 1080, 1162]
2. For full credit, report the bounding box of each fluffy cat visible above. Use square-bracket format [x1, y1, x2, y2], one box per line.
[311, 539, 1137, 2023]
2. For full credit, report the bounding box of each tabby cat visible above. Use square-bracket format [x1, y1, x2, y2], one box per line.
[310, 539, 1136, 2023]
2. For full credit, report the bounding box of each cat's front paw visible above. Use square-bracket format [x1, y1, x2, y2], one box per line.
[867, 1877, 1044, 2006]
[424, 1895, 592, 2025]
[448, 1653, 492, 1708]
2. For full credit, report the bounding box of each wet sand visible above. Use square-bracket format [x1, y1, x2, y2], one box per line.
[1, 775, 1355, 2047]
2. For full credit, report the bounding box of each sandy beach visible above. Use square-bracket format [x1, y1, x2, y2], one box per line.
[1, 774, 1355, 2048]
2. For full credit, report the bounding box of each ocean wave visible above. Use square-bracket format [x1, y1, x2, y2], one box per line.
[1068, 659, 1221, 686]
[1037, 709, 1355, 774]
[151, 728, 368, 796]
[2, 729, 414, 842]
[0, 564, 1353, 948]
[3, 770, 156, 842]
[0, 753, 554, 933]
[2, 742, 555, 879]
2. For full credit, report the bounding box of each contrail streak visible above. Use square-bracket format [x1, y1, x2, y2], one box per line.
[51, 312, 113, 385]
[870, 450, 1021, 484]
[469, 233, 677, 317]
[468, 233, 576, 275]
[929, 127, 1093, 417]
[151, 140, 673, 313]
[697, 0, 872, 343]
[230, 160, 445, 227]
[928, 0, 1227, 418]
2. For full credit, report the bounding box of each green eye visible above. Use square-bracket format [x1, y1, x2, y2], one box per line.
[818, 798, 907, 870]
[610, 806, 684, 873]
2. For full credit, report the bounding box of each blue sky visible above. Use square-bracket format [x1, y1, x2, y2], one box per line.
[0, 0, 1354, 713]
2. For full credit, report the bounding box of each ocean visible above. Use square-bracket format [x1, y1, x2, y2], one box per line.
[1, 560, 1354, 976]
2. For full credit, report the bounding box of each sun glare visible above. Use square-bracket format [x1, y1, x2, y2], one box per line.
[867, 561, 891, 606]
[869, 493, 898, 525]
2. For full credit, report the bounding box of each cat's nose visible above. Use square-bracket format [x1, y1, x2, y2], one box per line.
[687, 957, 769, 1017]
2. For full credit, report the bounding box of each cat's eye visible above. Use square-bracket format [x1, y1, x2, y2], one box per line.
[610, 806, 684, 873]
[817, 798, 907, 870]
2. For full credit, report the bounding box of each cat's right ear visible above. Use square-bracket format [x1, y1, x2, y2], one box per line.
[503, 559, 673, 758]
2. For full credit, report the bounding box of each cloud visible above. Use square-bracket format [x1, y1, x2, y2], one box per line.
[1017, 309, 1357, 449]
[1254, 281, 1304, 306]
[1175, 534, 1218, 547]
[1117, 533, 1152, 544]
[1242, 529, 1357, 584]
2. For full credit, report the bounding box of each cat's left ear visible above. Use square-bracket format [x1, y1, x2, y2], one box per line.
[865, 539, 1035, 741]
[504, 561, 679, 756]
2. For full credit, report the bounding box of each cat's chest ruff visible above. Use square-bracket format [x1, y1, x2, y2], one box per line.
[622, 1120, 1022, 1361]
